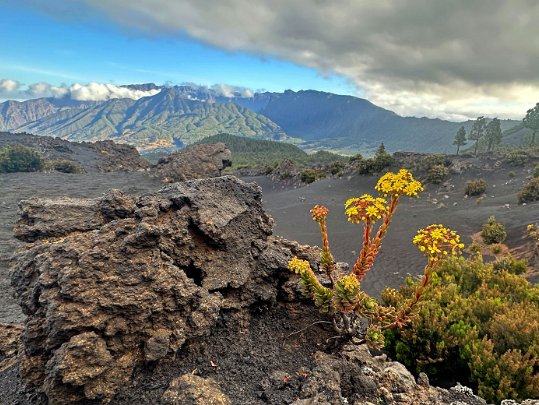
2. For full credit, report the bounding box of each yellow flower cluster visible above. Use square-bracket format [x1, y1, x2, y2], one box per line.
[413, 224, 464, 260]
[310, 204, 329, 222]
[375, 169, 423, 198]
[288, 257, 311, 275]
[345, 194, 388, 223]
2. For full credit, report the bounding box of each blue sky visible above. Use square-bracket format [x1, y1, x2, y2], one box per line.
[0, 2, 356, 96]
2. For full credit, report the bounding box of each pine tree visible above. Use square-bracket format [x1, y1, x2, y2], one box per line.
[453, 126, 467, 155]
[485, 118, 502, 152]
[523, 103, 539, 146]
[469, 116, 486, 156]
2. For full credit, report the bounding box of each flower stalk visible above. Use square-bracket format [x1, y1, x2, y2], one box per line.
[287, 169, 464, 348]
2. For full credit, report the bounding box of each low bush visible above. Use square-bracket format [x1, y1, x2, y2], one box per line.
[490, 244, 501, 254]
[505, 150, 530, 166]
[492, 255, 528, 275]
[481, 216, 507, 245]
[534, 164, 539, 178]
[382, 256, 539, 404]
[465, 179, 487, 196]
[0, 144, 44, 173]
[518, 178, 539, 204]
[46, 159, 82, 173]
[427, 164, 449, 184]
[300, 168, 326, 184]
[328, 161, 345, 176]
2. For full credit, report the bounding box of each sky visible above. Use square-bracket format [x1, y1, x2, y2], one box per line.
[1, 0, 539, 121]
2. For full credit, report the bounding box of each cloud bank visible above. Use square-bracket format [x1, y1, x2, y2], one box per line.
[0, 81, 160, 101]
[44, 0, 538, 120]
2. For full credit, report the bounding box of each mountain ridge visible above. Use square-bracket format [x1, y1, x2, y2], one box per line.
[0, 85, 523, 153]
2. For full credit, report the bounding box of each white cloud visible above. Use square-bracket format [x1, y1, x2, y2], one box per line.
[67, 82, 160, 101]
[19, 81, 160, 101]
[62, 0, 539, 120]
[210, 83, 253, 98]
[0, 79, 21, 95]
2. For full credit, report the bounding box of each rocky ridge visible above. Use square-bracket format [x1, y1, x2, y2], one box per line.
[0, 132, 149, 173]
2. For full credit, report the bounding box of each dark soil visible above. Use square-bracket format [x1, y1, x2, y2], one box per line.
[1, 303, 336, 405]
[250, 161, 539, 294]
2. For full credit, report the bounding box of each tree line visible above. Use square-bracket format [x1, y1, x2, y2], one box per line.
[452, 103, 539, 155]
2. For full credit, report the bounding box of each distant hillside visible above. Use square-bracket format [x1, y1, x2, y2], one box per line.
[16, 88, 286, 150]
[195, 133, 346, 169]
[0, 98, 95, 131]
[233, 90, 519, 154]
[1, 85, 525, 154]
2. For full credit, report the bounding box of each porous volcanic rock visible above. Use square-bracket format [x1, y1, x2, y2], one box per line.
[162, 374, 231, 405]
[292, 343, 487, 405]
[0, 323, 23, 372]
[10, 175, 318, 404]
[155, 143, 231, 183]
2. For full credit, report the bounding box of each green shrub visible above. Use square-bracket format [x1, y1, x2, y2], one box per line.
[382, 256, 539, 404]
[518, 178, 539, 204]
[427, 164, 448, 184]
[508, 171, 516, 178]
[481, 216, 507, 245]
[490, 244, 501, 254]
[534, 164, 539, 178]
[328, 161, 345, 176]
[0, 144, 44, 173]
[300, 168, 325, 184]
[505, 150, 530, 166]
[465, 179, 487, 196]
[492, 255, 528, 275]
[46, 159, 82, 173]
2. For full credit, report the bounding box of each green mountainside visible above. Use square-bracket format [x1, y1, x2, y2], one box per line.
[16, 88, 285, 150]
[233, 90, 519, 154]
[3, 86, 528, 154]
[195, 133, 346, 169]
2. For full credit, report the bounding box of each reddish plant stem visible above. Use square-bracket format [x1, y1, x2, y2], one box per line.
[319, 219, 336, 284]
[352, 196, 399, 282]
[382, 261, 434, 331]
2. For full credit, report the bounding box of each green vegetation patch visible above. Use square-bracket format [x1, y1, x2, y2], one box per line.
[383, 256, 539, 404]
[0, 144, 44, 173]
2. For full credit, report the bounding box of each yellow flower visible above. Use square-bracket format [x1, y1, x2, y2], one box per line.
[345, 194, 388, 223]
[288, 257, 311, 275]
[375, 169, 423, 198]
[413, 224, 463, 260]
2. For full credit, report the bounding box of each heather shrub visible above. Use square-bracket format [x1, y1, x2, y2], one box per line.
[288, 169, 464, 348]
[518, 178, 539, 204]
[427, 164, 448, 184]
[0, 144, 44, 173]
[465, 179, 487, 196]
[505, 150, 530, 166]
[45, 159, 82, 173]
[301, 168, 325, 184]
[481, 216, 507, 245]
[328, 161, 345, 176]
[382, 256, 539, 404]
[492, 255, 528, 275]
